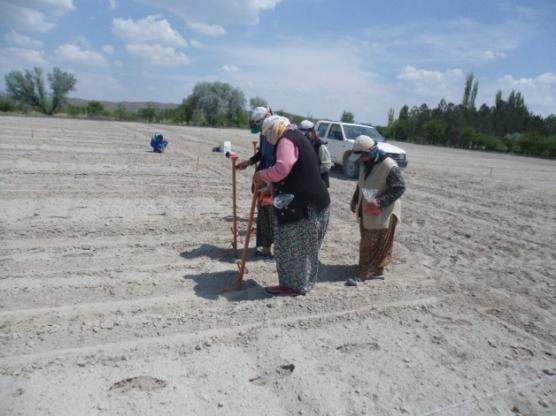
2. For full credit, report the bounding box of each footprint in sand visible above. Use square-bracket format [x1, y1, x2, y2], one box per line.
[249, 363, 295, 386]
[109, 376, 167, 393]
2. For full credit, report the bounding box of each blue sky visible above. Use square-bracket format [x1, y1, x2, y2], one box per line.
[1, 0, 555, 124]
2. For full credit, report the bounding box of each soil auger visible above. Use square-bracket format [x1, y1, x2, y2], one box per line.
[221, 181, 259, 292]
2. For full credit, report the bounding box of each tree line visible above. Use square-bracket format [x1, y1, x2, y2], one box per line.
[378, 73, 556, 158]
[1, 69, 309, 127]
[2, 66, 555, 158]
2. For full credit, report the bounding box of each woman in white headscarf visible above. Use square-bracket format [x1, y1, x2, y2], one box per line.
[347, 135, 405, 285]
[253, 116, 330, 296]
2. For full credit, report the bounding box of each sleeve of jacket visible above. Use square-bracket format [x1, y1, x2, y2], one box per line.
[376, 166, 405, 208]
[318, 145, 332, 173]
[351, 184, 360, 206]
[249, 150, 261, 165]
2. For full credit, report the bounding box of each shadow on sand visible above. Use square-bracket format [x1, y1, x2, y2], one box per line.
[181, 245, 355, 300]
[317, 263, 355, 282]
[180, 244, 236, 264]
[183, 270, 269, 301]
[180, 244, 273, 264]
[222, 214, 249, 224]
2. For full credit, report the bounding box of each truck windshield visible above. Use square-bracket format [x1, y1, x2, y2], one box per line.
[343, 125, 385, 142]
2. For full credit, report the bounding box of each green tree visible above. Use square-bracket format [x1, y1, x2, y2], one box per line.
[190, 108, 206, 126]
[249, 96, 268, 109]
[185, 81, 246, 127]
[137, 104, 158, 122]
[423, 119, 448, 145]
[392, 105, 410, 140]
[86, 101, 104, 116]
[167, 100, 188, 124]
[0, 96, 16, 112]
[462, 73, 479, 110]
[545, 115, 556, 135]
[65, 104, 84, 116]
[341, 111, 354, 123]
[113, 104, 130, 120]
[5, 67, 76, 115]
[387, 108, 395, 128]
[459, 127, 476, 149]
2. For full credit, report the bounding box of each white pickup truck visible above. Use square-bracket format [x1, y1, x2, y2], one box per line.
[314, 120, 408, 178]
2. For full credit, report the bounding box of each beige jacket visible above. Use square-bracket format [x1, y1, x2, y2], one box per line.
[356, 157, 402, 230]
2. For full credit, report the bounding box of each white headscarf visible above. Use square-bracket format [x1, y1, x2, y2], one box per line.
[261, 116, 290, 145]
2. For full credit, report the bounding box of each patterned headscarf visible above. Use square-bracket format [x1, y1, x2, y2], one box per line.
[261, 116, 290, 145]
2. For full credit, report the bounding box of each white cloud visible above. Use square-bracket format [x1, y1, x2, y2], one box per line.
[186, 21, 225, 36]
[499, 73, 556, 88]
[68, 73, 126, 101]
[102, 45, 114, 55]
[412, 20, 520, 64]
[363, 18, 528, 66]
[113, 15, 187, 47]
[498, 2, 543, 20]
[3, 30, 43, 48]
[0, 1, 75, 32]
[496, 73, 556, 115]
[397, 66, 465, 98]
[125, 43, 190, 66]
[221, 64, 240, 72]
[215, 38, 396, 123]
[189, 39, 204, 49]
[72, 35, 92, 50]
[108, 0, 116, 10]
[0, 47, 48, 70]
[142, 0, 281, 28]
[114, 59, 123, 67]
[40, 0, 74, 11]
[482, 50, 507, 61]
[55, 44, 108, 66]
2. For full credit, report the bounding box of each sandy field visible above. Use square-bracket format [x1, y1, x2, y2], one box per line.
[0, 115, 555, 416]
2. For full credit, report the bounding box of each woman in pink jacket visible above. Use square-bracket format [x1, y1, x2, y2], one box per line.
[253, 116, 330, 296]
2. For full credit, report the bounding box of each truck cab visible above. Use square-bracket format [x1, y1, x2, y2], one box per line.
[315, 120, 408, 178]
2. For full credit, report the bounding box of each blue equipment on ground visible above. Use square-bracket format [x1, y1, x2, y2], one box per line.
[150, 133, 168, 153]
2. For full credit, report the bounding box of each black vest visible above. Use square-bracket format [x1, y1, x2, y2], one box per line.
[312, 140, 330, 188]
[273, 130, 330, 225]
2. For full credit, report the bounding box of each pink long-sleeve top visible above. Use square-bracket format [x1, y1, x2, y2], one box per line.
[259, 138, 299, 183]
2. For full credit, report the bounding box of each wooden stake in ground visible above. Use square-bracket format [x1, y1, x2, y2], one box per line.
[224, 182, 259, 292]
[230, 153, 238, 257]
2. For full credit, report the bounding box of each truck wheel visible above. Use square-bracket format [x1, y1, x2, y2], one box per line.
[343, 153, 358, 179]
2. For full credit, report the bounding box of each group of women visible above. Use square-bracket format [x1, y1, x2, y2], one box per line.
[236, 107, 405, 296]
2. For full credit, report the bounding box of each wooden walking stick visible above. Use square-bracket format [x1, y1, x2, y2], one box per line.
[252, 140, 258, 155]
[222, 181, 259, 292]
[230, 153, 238, 257]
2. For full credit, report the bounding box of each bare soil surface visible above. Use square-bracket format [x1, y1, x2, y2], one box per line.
[1, 115, 555, 416]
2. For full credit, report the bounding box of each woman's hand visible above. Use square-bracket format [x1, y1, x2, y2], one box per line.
[236, 160, 251, 170]
[363, 199, 381, 215]
[253, 171, 265, 187]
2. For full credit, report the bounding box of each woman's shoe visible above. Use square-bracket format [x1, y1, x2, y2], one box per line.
[265, 286, 302, 297]
[345, 277, 362, 286]
[255, 248, 273, 258]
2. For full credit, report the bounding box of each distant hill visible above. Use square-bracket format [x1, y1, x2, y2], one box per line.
[66, 97, 179, 112]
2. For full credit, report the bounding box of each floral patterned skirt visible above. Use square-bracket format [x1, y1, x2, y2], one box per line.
[358, 216, 398, 278]
[274, 205, 330, 294]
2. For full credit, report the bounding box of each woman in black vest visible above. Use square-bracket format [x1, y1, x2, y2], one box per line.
[253, 116, 330, 296]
